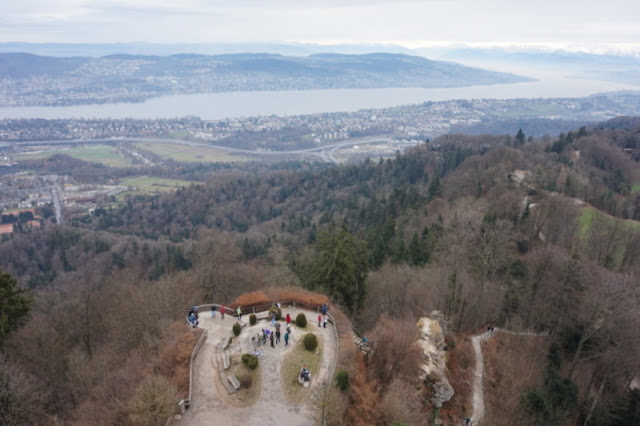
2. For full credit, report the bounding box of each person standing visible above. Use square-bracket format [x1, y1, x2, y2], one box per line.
[236, 306, 242, 321]
[285, 313, 291, 326]
[211, 305, 216, 318]
[270, 330, 275, 348]
[275, 328, 281, 344]
[284, 331, 289, 346]
[318, 314, 322, 327]
[323, 315, 327, 328]
[221, 306, 225, 320]
[271, 312, 276, 327]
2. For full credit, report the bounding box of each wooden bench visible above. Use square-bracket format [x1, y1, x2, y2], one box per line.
[228, 374, 241, 390]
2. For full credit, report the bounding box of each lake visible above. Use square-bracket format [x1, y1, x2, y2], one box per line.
[0, 75, 638, 121]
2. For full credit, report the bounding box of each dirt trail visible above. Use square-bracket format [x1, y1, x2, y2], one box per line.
[470, 328, 549, 425]
[175, 307, 337, 426]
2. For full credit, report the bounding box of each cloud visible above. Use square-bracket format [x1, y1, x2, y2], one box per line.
[1, 0, 640, 52]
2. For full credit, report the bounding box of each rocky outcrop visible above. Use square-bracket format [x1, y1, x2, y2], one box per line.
[416, 312, 454, 408]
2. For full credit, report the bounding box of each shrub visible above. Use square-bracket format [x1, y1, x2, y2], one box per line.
[296, 313, 307, 328]
[241, 353, 259, 370]
[444, 334, 455, 350]
[335, 370, 349, 391]
[128, 375, 178, 426]
[268, 307, 282, 320]
[232, 323, 241, 336]
[249, 314, 257, 326]
[303, 333, 318, 351]
[239, 373, 253, 389]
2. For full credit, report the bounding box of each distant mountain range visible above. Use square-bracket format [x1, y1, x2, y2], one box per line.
[0, 52, 531, 107]
[434, 48, 640, 86]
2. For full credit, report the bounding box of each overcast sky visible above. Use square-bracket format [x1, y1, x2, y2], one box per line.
[3, 0, 640, 53]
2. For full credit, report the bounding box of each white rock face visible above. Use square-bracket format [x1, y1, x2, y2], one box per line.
[416, 313, 454, 408]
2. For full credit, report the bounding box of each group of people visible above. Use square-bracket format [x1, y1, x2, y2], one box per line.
[209, 305, 227, 319]
[317, 303, 329, 328]
[187, 306, 200, 327]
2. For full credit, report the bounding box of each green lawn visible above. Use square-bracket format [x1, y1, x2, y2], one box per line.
[134, 142, 253, 163]
[578, 206, 640, 267]
[281, 332, 323, 403]
[13, 145, 132, 167]
[118, 175, 195, 198]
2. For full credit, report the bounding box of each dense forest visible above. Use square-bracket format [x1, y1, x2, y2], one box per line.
[2, 118, 640, 425]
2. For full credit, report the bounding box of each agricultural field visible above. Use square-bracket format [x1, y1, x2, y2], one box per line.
[118, 175, 196, 197]
[13, 144, 132, 167]
[134, 142, 253, 163]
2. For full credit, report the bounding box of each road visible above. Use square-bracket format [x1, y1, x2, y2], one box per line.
[51, 182, 63, 224]
[11, 135, 394, 164]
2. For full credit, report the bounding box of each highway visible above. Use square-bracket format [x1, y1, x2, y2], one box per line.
[10, 135, 394, 164]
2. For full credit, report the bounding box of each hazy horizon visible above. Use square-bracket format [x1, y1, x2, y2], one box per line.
[3, 1, 640, 56]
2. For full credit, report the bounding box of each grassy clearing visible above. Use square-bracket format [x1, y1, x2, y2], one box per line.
[632, 171, 640, 195]
[13, 145, 132, 167]
[117, 175, 196, 200]
[577, 206, 597, 239]
[119, 175, 194, 192]
[225, 357, 262, 407]
[281, 332, 323, 403]
[134, 142, 252, 163]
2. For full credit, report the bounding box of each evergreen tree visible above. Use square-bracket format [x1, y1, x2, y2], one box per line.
[0, 268, 32, 349]
[516, 128, 526, 145]
[305, 223, 369, 314]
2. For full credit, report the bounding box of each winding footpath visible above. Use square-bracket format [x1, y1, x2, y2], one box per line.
[470, 328, 550, 425]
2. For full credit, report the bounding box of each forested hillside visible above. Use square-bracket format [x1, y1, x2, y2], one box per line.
[1, 120, 640, 424]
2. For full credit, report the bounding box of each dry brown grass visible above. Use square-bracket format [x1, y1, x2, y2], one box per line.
[482, 333, 551, 426]
[269, 286, 330, 307]
[157, 321, 204, 394]
[344, 352, 380, 426]
[231, 291, 271, 308]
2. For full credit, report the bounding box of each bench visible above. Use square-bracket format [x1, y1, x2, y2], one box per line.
[215, 353, 225, 371]
[220, 372, 236, 394]
[219, 336, 231, 350]
[228, 374, 241, 390]
[223, 352, 230, 370]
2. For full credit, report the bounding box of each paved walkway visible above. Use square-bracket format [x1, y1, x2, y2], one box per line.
[175, 307, 337, 426]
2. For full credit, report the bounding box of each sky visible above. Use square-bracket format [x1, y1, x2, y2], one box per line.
[3, 0, 640, 54]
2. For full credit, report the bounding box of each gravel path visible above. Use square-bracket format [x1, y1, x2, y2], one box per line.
[470, 328, 549, 425]
[175, 307, 337, 426]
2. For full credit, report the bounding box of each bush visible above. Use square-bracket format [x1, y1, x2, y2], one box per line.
[268, 307, 282, 320]
[444, 334, 455, 350]
[335, 370, 349, 391]
[239, 373, 253, 389]
[232, 323, 241, 336]
[296, 313, 307, 328]
[249, 314, 257, 326]
[128, 375, 178, 426]
[241, 353, 259, 370]
[303, 333, 318, 351]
